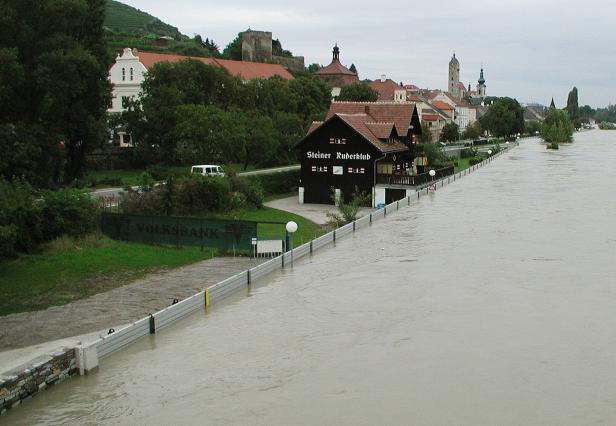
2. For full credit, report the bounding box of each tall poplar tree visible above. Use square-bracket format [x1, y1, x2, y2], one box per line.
[566, 87, 579, 121]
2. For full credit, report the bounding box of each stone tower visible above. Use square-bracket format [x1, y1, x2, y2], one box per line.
[476, 66, 486, 98]
[448, 53, 460, 98]
[241, 30, 273, 63]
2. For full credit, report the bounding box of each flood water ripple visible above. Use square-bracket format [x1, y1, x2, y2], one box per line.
[5, 130, 616, 425]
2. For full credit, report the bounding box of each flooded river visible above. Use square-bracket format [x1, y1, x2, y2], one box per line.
[6, 131, 616, 425]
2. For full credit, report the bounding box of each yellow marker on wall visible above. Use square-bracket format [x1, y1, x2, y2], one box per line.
[204, 290, 210, 308]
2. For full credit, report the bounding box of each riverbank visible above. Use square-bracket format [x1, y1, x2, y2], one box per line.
[0, 256, 263, 351]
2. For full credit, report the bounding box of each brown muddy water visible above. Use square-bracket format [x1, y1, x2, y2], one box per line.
[5, 131, 616, 425]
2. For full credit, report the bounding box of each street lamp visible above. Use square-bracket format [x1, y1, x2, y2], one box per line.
[487, 149, 492, 156]
[286, 221, 298, 266]
[429, 169, 435, 190]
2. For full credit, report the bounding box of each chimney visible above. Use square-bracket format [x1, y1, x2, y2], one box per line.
[380, 74, 386, 83]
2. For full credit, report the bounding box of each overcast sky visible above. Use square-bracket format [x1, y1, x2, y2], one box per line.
[120, 0, 614, 107]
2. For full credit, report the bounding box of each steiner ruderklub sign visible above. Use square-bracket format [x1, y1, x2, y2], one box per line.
[101, 213, 257, 250]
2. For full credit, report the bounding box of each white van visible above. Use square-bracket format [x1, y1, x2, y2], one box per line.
[190, 165, 225, 177]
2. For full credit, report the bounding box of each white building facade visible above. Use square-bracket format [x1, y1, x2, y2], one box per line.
[108, 48, 147, 113]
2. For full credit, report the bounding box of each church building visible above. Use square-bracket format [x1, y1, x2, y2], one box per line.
[315, 44, 359, 98]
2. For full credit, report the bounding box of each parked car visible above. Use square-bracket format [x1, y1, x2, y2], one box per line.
[190, 165, 225, 177]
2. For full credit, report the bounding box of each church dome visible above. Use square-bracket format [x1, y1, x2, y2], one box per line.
[478, 67, 485, 85]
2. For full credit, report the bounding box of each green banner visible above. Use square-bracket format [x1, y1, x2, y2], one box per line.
[101, 213, 257, 250]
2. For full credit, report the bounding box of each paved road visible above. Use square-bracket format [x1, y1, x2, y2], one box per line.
[89, 165, 300, 200]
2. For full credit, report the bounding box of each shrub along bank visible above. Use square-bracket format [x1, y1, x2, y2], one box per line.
[0, 179, 99, 259]
[120, 170, 300, 215]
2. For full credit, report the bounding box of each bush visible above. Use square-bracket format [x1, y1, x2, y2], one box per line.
[245, 169, 300, 196]
[0, 179, 43, 254]
[0, 179, 99, 258]
[469, 156, 483, 166]
[547, 142, 559, 150]
[229, 175, 264, 207]
[460, 148, 477, 158]
[541, 109, 573, 143]
[598, 122, 616, 130]
[175, 176, 231, 214]
[0, 224, 18, 258]
[40, 190, 99, 240]
[146, 164, 169, 180]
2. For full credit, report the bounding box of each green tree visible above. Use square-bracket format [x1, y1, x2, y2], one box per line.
[326, 187, 371, 227]
[222, 33, 242, 60]
[127, 59, 240, 163]
[566, 86, 579, 121]
[540, 109, 573, 143]
[479, 97, 525, 137]
[306, 63, 321, 73]
[418, 123, 433, 144]
[440, 122, 460, 142]
[418, 143, 448, 167]
[287, 76, 332, 124]
[461, 121, 482, 140]
[337, 83, 378, 102]
[525, 121, 541, 136]
[349, 63, 358, 75]
[0, 0, 111, 186]
[595, 105, 616, 123]
[578, 105, 595, 123]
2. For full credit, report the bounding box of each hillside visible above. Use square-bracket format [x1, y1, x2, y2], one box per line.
[105, 0, 184, 39]
[104, 1, 221, 59]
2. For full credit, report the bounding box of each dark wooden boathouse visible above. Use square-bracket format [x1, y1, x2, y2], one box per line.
[297, 101, 422, 205]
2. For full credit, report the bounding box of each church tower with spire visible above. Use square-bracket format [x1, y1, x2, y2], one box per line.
[448, 53, 461, 98]
[476, 66, 486, 99]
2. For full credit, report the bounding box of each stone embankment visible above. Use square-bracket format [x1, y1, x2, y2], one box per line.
[0, 347, 76, 414]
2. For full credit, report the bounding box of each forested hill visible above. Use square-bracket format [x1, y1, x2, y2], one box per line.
[105, 0, 185, 39]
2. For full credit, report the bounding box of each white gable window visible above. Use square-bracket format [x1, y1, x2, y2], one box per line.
[130, 67, 134, 81]
[122, 67, 126, 81]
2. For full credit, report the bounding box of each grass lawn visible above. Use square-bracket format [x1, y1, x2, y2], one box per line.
[0, 235, 214, 316]
[209, 206, 325, 247]
[454, 158, 472, 174]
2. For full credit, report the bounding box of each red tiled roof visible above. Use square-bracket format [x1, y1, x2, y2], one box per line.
[336, 114, 406, 153]
[365, 122, 395, 139]
[406, 93, 424, 102]
[304, 113, 406, 154]
[404, 84, 419, 90]
[442, 92, 468, 106]
[135, 51, 294, 80]
[315, 59, 357, 76]
[431, 100, 454, 110]
[369, 79, 403, 101]
[422, 114, 439, 121]
[457, 82, 466, 91]
[327, 101, 416, 137]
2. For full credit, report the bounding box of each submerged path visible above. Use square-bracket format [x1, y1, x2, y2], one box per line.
[6, 131, 616, 425]
[0, 257, 262, 352]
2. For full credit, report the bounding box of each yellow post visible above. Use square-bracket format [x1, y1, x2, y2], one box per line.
[204, 290, 210, 308]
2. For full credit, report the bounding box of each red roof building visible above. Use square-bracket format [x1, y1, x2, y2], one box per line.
[315, 44, 359, 88]
[369, 77, 406, 102]
[136, 50, 294, 80]
[297, 101, 424, 205]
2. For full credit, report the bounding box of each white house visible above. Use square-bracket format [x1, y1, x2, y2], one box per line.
[107, 48, 295, 114]
[108, 48, 148, 113]
[430, 91, 476, 132]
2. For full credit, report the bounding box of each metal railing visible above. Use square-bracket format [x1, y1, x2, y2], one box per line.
[76, 143, 517, 370]
[376, 165, 455, 186]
